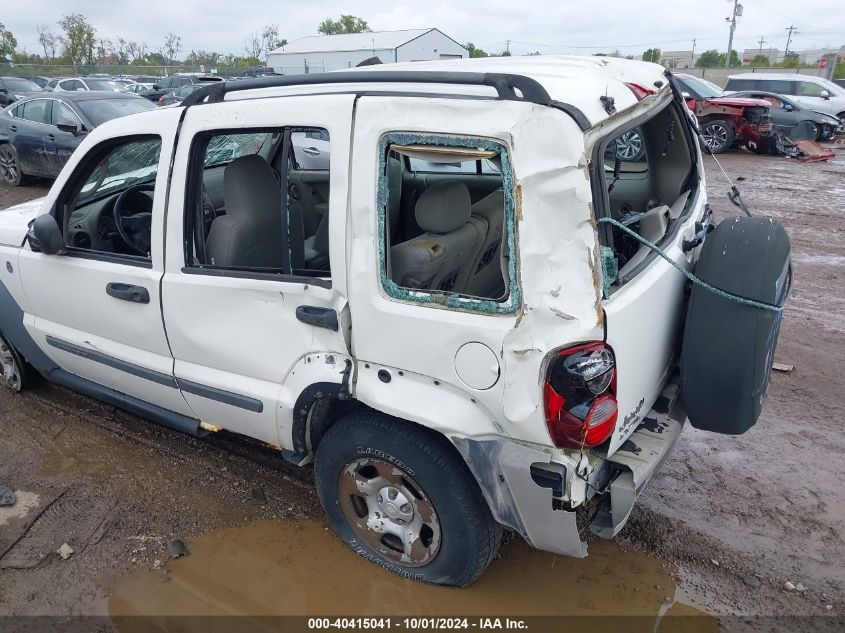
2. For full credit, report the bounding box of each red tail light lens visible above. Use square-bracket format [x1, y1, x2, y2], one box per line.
[544, 342, 618, 449]
[158, 96, 166, 104]
[625, 82, 655, 101]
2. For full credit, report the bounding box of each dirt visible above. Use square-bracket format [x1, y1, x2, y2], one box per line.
[1, 148, 844, 630]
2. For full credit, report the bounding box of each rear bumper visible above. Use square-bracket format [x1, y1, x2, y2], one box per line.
[452, 381, 685, 556]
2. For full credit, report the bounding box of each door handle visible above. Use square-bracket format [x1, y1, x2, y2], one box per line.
[9, 125, 17, 133]
[106, 282, 150, 304]
[47, 134, 55, 141]
[296, 305, 338, 331]
[302, 147, 320, 156]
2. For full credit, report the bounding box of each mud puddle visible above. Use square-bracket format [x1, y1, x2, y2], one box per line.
[109, 519, 716, 627]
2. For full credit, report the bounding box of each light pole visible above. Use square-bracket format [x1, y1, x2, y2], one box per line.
[725, 0, 742, 67]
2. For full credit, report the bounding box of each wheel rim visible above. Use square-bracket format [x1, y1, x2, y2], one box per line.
[339, 458, 441, 567]
[0, 339, 22, 392]
[702, 124, 728, 150]
[0, 148, 18, 183]
[615, 131, 643, 160]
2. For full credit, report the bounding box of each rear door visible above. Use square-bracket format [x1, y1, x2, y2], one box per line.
[161, 94, 355, 447]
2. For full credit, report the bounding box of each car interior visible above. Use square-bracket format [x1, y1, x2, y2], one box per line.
[599, 101, 698, 282]
[62, 128, 512, 304]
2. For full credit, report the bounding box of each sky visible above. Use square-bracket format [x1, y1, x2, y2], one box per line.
[3, 0, 843, 59]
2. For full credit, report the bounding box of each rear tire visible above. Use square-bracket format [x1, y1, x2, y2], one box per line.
[700, 119, 735, 154]
[0, 144, 24, 187]
[314, 412, 502, 586]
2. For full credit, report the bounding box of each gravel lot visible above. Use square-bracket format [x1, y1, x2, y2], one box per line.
[0, 147, 843, 630]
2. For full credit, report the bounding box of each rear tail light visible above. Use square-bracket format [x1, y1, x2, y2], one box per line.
[543, 342, 618, 449]
[625, 82, 655, 101]
[158, 96, 166, 104]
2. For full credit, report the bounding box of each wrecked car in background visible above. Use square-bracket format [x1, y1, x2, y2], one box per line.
[676, 73, 774, 153]
[726, 90, 839, 141]
[0, 56, 790, 586]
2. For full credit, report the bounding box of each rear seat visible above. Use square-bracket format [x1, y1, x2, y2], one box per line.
[463, 189, 506, 299]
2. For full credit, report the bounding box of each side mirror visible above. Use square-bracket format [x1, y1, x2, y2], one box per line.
[820, 90, 831, 99]
[152, 84, 160, 90]
[56, 120, 81, 135]
[783, 103, 794, 111]
[681, 92, 691, 99]
[27, 214, 66, 255]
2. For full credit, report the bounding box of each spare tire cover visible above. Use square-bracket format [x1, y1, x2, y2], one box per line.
[681, 217, 790, 434]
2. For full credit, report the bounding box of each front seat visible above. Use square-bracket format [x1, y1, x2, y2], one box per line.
[206, 155, 285, 269]
[389, 181, 481, 293]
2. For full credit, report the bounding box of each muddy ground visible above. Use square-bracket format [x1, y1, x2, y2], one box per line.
[0, 147, 844, 631]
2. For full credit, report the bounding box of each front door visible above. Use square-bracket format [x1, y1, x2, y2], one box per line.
[161, 94, 355, 447]
[44, 99, 85, 177]
[18, 108, 194, 417]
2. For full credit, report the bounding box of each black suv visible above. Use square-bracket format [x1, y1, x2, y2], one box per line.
[137, 75, 223, 102]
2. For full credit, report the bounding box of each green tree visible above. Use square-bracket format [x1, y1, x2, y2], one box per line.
[465, 42, 488, 58]
[642, 48, 661, 63]
[59, 14, 97, 66]
[0, 23, 17, 58]
[721, 50, 741, 67]
[161, 32, 182, 64]
[262, 25, 286, 52]
[750, 54, 770, 66]
[696, 49, 721, 68]
[318, 15, 370, 35]
[780, 52, 800, 68]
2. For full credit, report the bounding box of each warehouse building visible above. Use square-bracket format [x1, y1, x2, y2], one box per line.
[266, 28, 468, 75]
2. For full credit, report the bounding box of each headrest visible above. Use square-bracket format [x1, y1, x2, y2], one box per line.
[414, 181, 471, 234]
[223, 154, 278, 220]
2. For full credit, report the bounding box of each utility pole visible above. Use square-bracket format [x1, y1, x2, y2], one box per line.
[505, 39, 511, 55]
[756, 36, 767, 65]
[725, 0, 741, 68]
[784, 25, 798, 59]
[691, 37, 696, 67]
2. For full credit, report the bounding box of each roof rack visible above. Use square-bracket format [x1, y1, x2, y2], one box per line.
[180, 70, 555, 108]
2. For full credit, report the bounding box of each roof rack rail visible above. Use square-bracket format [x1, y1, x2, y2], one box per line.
[180, 70, 554, 108]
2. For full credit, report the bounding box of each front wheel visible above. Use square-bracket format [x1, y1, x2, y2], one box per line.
[0, 335, 25, 392]
[314, 412, 502, 586]
[0, 144, 24, 187]
[700, 119, 735, 154]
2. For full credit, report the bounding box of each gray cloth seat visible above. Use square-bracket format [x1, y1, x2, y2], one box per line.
[389, 181, 482, 293]
[206, 155, 285, 269]
[464, 189, 507, 299]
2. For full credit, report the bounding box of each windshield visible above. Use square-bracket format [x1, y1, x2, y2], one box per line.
[85, 79, 124, 92]
[76, 98, 155, 126]
[5, 78, 40, 92]
[680, 76, 723, 99]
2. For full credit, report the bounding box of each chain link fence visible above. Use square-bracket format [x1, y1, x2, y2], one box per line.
[0, 62, 323, 79]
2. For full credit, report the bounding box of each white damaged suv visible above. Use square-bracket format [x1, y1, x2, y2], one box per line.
[0, 56, 790, 586]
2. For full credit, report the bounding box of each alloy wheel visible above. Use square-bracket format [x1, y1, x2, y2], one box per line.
[339, 458, 441, 567]
[0, 338, 23, 392]
[0, 147, 19, 184]
[614, 130, 644, 160]
[702, 124, 728, 151]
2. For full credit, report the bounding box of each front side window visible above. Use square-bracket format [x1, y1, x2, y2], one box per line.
[378, 133, 517, 310]
[185, 127, 331, 281]
[796, 81, 826, 97]
[61, 137, 162, 260]
[4, 78, 40, 93]
[50, 100, 81, 127]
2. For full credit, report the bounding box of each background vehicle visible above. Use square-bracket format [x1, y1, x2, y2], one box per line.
[243, 66, 279, 77]
[676, 73, 773, 153]
[724, 73, 845, 129]
[158, 83, 208, 106]
[137, 74, 223, 102]
[126, 83, 155, 95]
[0, 77, 43, 107]
[0, 92, 155, 185]
[47, 77, 126, 93]
[728, 90, 839, 141]
[22, 76, 51, 89]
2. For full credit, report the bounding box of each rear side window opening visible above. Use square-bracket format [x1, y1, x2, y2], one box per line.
[593, 100, 700, 292]
[377, 132, 520, 313]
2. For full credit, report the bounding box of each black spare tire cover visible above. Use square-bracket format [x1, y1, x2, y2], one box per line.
[681, 217, 791, 434]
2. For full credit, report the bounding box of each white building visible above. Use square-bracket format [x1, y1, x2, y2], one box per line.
[266, 29, 468, 75]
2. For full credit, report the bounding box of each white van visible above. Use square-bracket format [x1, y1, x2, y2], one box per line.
[724, 73, 845, 127]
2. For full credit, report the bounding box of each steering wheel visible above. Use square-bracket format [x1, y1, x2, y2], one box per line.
[113, 183, 155, 256]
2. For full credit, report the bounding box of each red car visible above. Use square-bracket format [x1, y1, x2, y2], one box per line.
[676, 74, 773, 154]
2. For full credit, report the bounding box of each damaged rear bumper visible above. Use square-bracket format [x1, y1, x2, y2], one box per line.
[452, 383, 685, 557]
